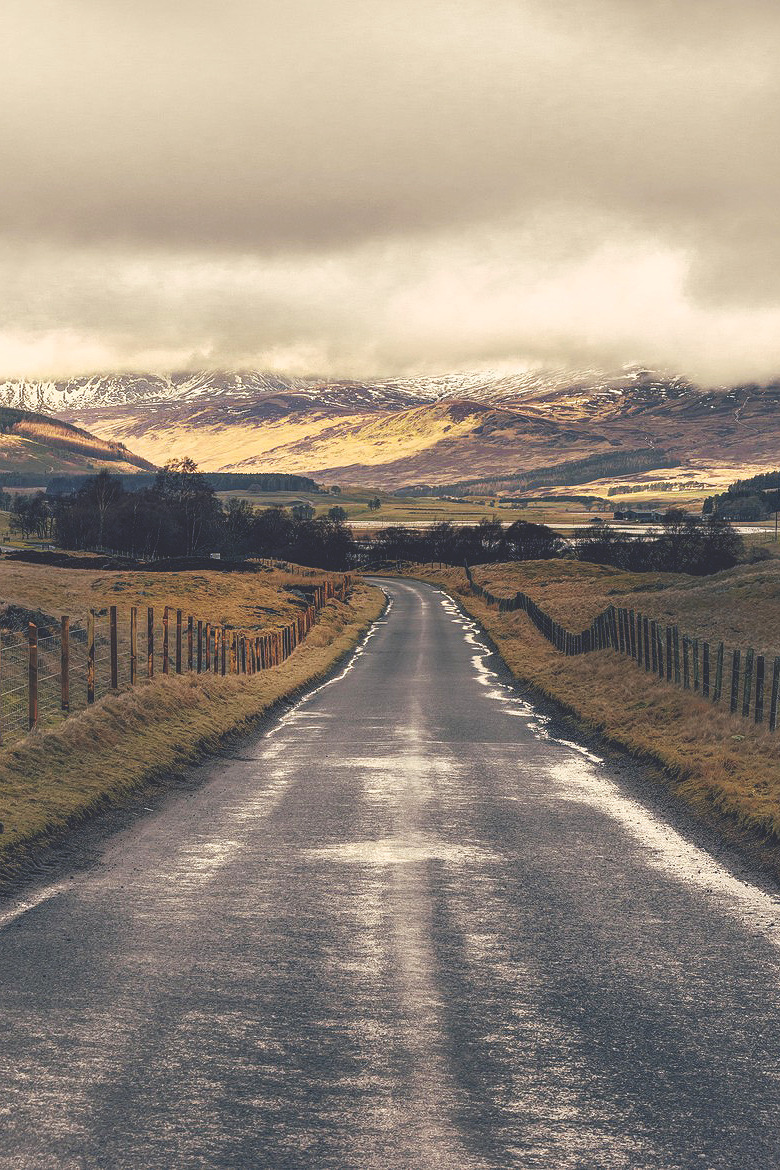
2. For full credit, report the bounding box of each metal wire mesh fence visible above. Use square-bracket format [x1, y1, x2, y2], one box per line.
[0, 633, 31, 742]
[0, 575, 352, 748]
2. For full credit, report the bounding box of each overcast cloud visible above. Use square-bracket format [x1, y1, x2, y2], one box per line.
[1, 0, 778, 382]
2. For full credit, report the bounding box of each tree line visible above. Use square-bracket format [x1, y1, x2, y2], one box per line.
[398, 448, 676, 497]
[6, 464, 746, 576]
[607, 481, 707, 496]
[46, 470, 320, 496]
[365, 519, 565, 565]
[704, 469, 780, 521]
[363, 513, 743, 575]
[23, 463, 354, 568]
[570, 515, 743, 575]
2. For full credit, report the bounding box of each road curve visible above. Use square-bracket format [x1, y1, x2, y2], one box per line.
[2, 578, 780, 1169]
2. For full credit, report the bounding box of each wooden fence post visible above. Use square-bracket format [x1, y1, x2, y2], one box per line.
[163, 607, 169, 675]
[672, 627, 681, 685]
[755, 655, 765, 724]
[742, 648, 754, 718]
[650, 620, 657, 673]
[656, 626, 664, 678]
[666, 626, 672, 681]
[205, 623, 211, 672]
[110, 605, 118, 689]
[28, 622, 38, 730]
[147, 606, 154, 678]
[130, 607, 137, 686]
[231, 634, 237, 674]
[682, 636, 690, 690]
[713, 642, 724, 703]
[730, 648, 741, 714]
[60, 616, 70, 712]
[770, 657, 780, 732]
[176, 609, 182, 674]
[197, 620, 203, 674]
[88, 610, 95, 704]
[702, 642, 710, 697]
[188, 616, 194, 671]
[222, 627, 227, 676]
[693, 639, 700, 692]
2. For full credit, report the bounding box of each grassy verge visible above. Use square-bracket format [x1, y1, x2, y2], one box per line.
[0, 560, 349, 632]
[0, 582, 385, 876]
[462, 557, 780, 656]
[392, 563, 780, 871]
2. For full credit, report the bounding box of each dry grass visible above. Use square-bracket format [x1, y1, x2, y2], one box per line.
[0, 582, 385, 874]
[468, 558, 780, 658]
[0, 561, 349, 633]
[396, 563, 780, 863]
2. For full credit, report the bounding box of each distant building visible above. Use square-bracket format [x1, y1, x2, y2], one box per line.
[613, 508, 665, 523]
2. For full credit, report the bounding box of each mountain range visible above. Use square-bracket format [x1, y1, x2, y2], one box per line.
[0, 367, 778, 490]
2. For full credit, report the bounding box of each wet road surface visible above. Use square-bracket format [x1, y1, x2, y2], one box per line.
[2, 578, 780, 1169]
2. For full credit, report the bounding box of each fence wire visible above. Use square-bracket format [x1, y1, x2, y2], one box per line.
[0, 577, 350, 748]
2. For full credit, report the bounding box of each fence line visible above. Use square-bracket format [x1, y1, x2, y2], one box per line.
[464, 564, 779, 732]
[0, 574, 352, 747]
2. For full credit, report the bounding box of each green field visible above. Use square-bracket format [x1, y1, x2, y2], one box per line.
[214, 485, 531, 525]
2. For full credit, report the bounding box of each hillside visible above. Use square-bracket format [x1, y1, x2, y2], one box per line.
[2, 367, 780, 490]
[0, 406, 155, 476]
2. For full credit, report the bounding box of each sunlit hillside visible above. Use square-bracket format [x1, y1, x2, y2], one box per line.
[56, 371, 780, 491]
[0, 407, 154, 475]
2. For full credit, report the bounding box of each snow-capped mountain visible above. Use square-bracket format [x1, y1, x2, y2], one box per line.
[0, 365, 696, 417]
[0, 364, 776, 489]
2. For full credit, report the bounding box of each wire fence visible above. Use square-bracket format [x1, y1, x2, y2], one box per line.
[0, 574, 352, 748]
[464, 564, 780, 733]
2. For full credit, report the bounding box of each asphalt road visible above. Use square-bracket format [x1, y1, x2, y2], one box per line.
[2, 578, 780, 1169]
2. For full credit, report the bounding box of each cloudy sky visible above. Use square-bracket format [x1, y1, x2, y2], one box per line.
[1, 0, 778, 382]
